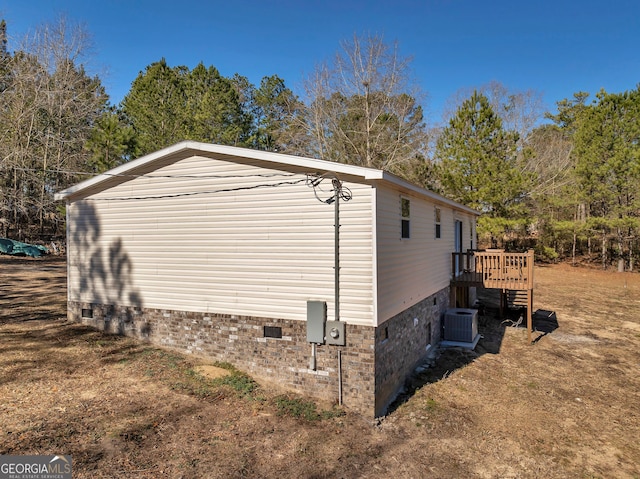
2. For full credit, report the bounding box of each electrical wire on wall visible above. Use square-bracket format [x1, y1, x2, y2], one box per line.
[306, 172, 352, 205]
[8, 166, 299, 180]
[10, 165, 354, 203]
[51, 171, 355, 202]
[80, 177, 310, 201]
[7, 166, 306, 203]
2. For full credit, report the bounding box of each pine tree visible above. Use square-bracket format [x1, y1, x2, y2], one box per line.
[573, 87, 640, 269]
[121, 59, 187, 156]
[434, 91, 528, 244]
[251, 75, 299, 151]
[86, 109, 137, 173]
[184, 63, 250, 145]
[122, 60, 254, 156]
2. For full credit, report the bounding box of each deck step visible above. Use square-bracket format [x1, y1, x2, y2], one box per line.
[505, 290, 529, 307]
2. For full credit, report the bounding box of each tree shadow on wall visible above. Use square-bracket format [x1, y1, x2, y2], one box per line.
[71, 202, 143, 331]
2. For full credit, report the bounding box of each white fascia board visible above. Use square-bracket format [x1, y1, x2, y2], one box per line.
[378, 171, 481, 216]
[54, 141, 194, 200]
[192, 141, 385, 179]
[54, 141, 384, 201]
[54, 140, 477, 217]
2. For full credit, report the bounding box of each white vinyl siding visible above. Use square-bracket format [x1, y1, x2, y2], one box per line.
[67, 155, 375, 326]
[375, 184, 476, 324]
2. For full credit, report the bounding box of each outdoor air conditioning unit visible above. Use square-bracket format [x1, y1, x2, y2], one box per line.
[443, 308, 478, 343]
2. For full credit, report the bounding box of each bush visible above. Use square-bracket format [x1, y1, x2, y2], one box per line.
[535, 244, 559, 262]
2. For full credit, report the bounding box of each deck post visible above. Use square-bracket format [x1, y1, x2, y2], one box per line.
[451, 253, 457, 280]
[527, 289, 533, 344]
[527, 249, 534, 344]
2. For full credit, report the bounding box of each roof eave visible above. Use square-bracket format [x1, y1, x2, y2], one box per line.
[54, 141, 197, 201]
[378, 171, 481, 216]
[54, 141, 479, 216]
[54, 141, 384, 201]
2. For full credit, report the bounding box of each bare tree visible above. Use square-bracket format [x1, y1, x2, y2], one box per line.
[523, 124, 574, 198]
[286, 34, 428, 177]
[0, 16, 107, 238]
[442, 80, 544, 145]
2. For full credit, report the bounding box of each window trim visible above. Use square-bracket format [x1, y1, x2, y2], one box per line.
[435, 207, 441, 239]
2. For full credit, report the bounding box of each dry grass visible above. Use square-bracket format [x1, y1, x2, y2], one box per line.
[1, 256, 639, 478]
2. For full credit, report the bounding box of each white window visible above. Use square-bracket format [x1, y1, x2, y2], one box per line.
[401, 197, 410, 239]
[435, 207, 441, 239]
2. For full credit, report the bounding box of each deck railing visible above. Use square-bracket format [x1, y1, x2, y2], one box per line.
[452, 249, 534, 291]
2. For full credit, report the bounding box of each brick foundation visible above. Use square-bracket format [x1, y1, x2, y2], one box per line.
[68, 302, 376, 416]
[374, 287, 449, 415]
[69, 286, 449, 417]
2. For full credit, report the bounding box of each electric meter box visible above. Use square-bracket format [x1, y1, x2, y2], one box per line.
[306, 301, 327, 344]
[325, 320, 346, 346]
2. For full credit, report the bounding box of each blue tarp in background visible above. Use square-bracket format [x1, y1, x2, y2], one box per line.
[0, 238, 48, 257]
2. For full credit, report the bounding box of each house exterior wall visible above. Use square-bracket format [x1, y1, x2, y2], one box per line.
[66, 154, 375, 327]
[62, 145, 478, 417]
[375, 183, 477, 325]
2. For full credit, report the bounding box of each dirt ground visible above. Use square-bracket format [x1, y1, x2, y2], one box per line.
[1, 256, 639, 479]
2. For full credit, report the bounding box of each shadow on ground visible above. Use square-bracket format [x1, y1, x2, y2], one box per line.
[387, 288, 559, 414]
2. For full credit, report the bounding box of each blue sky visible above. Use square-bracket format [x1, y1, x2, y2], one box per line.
[2, 0, 639, 124]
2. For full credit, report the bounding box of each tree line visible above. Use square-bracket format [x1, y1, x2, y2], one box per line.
[0, 18, 638, 270]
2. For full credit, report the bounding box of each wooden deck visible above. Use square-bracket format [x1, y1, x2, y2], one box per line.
[452, 249, 534, 291]
[451, 249, 535, 343]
